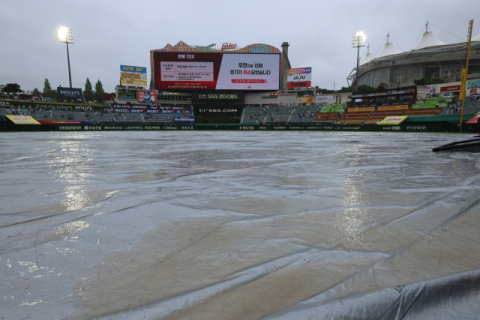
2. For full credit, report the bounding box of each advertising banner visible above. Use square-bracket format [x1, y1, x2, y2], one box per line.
[137, 90, 157, 103]
[388, 105, 409, 110]
[467, 79, 480, 89]
[440, 85, 461, 92]
[38, 121, 94, 124]
[378, 116, 408, 125]
[174, 116, 195, 122]
[466, 112, 480, 124]
[315, 96, 334, 104]
[6, 115, 41, 125]
[287, 67, 312, 88]
[287, 81, 311, 88]
[111, 105, 191, 114]
[120, 65, 147, 86]
[287, 74, 312, 82]
[57, 87, 83, 100]
[154, 52, 280, 90]
[287, 67, 312, 75]
[425, 85, 437, 93]
[192, 91, 244, 101]
[297, 97, 314, 104]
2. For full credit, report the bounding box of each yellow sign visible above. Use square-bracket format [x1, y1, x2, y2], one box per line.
[121, 79, 148, 86]
[297, 96, 314, 104]
[388, 105, 409, 110]
[120, 72, 146, 80]
[350, 107, 375, 112]
[378, 116, 408, 125]
[378, 105, 409, 110]
[6, 115, 41, 125]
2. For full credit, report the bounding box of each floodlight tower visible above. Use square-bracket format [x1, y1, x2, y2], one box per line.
[352, 31, 366, 93]
[58, 26, 74, 88]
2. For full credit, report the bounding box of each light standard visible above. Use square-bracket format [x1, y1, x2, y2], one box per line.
[352, 31, 366, 93]
[58, 26, 74, 88]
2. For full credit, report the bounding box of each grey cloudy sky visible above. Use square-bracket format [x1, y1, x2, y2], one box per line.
[0, 0, 478, 93]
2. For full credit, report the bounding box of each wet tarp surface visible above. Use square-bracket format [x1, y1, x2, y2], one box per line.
[1, 131, 480, 319]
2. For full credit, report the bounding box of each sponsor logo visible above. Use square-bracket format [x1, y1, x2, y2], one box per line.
[221, 43, 237, 50]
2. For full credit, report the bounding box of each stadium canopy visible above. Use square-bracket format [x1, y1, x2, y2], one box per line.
[472, 34, 480, 42]
[377, 33, 402, 58]
[361, 44, 375, 65]
[412, 21, 444, 50]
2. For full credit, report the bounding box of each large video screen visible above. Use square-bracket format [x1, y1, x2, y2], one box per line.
[153, 52, 280, 90]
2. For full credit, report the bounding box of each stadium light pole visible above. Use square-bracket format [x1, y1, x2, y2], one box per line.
[352, 31, 366, 94]
[58, 26, 74, 88]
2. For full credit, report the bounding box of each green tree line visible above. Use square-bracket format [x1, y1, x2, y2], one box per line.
[35, 78, 106, 101]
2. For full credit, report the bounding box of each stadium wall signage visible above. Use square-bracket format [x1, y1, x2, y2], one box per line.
[111, 105, 191, 114]
[192, 91, 244, 101]
[57, 87, 83, 100]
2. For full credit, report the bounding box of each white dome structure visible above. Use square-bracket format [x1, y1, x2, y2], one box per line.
[412, 21, 444, 50]
[377, 33, 401, 58]
[472, 33, 480, 42]
[361, 44, 375, 64]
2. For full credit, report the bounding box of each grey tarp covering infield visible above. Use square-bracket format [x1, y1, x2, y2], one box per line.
[1, 131, 480, 319]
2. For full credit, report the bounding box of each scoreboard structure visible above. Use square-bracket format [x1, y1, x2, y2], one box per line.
[151, 42, 281, 92]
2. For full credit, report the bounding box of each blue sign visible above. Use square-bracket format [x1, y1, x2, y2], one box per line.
[120, 65, 146, 73]
[175, 116, 195, 122]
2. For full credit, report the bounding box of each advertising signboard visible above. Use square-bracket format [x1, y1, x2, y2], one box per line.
[440, 85, 461, 92]
[425, 85, 437, 93]
[120, 65, 147, 86]
[378, 116, 408, 125]
[297, 97, 314, 104]
[57, 87, 83, 100]
[315, 96, 334, 104]
[174, 116, 195, 122]
[192, 91, 244, 101]
[137, 90, 157, 103]
[287, 67, 312, 88]
[153, 52, 280, 90]
[6, 115, 41, 125]
[467, 79, 480, 89]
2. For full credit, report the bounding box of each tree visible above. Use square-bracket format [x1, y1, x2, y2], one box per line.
[413, 78, 446, 86]
[32, 88, 41, 96]
[84, 78, 94, 101]
[94, 79, 105, 101]
[43, 79, 53, 98]
[2, 83, 23, 95]
[357, 85, 374, 93]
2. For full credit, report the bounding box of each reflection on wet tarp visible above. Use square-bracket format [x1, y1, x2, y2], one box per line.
[1, 131, 480, 319]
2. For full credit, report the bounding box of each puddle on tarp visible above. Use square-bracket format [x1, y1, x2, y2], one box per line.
[1, 131, 480, 320]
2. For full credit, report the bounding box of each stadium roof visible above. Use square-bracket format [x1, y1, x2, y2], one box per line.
[377, 33, 402, 58]
[413, 21, 445, 50]
[413, 31, 444, 50]
[361, 44, 374, 65]
[473, 34, 480, 42]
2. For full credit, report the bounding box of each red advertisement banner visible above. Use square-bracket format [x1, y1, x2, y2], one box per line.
[440, 85, 461, 92]
[287, 81, 311, 88]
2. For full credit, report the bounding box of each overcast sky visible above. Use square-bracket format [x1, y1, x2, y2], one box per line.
[1, 0, 478, 93]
